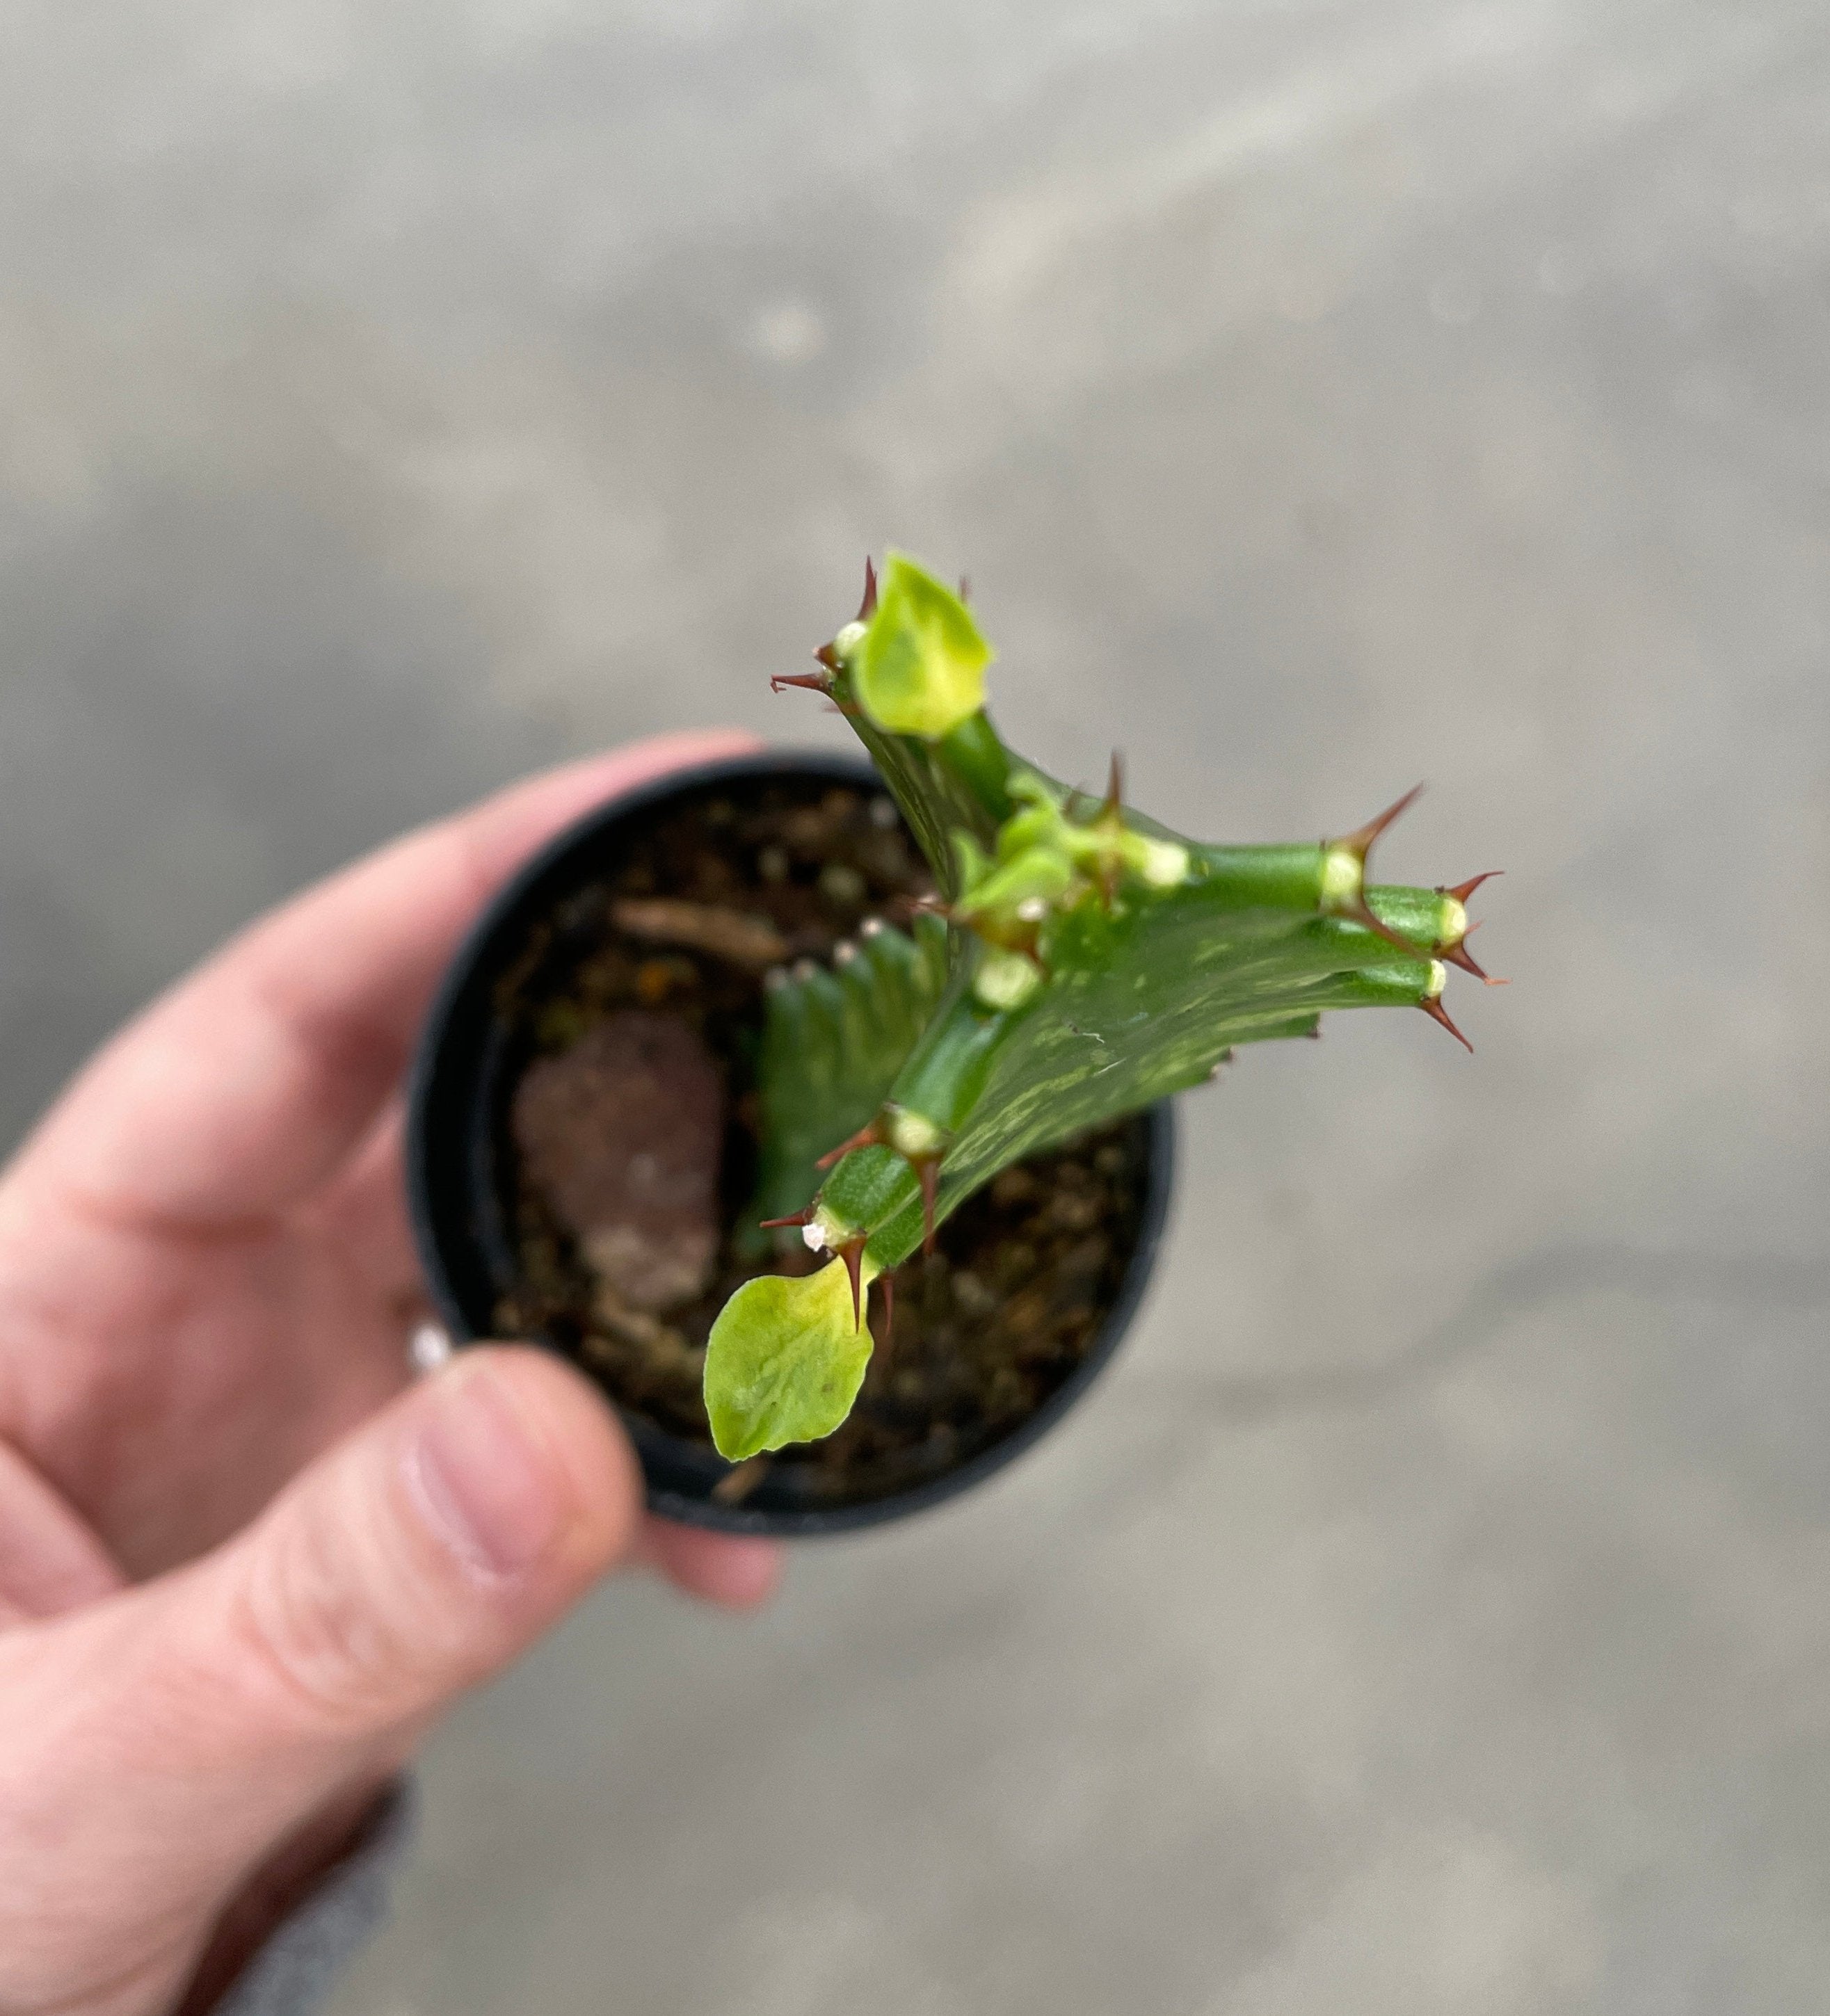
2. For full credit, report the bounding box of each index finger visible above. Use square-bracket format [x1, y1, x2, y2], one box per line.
[12, 731, 762, 1229]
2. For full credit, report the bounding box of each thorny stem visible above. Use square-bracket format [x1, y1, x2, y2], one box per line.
[700, 551, 1502, 1460]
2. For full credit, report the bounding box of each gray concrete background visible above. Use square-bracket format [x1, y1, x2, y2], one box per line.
[4, 1, 1828, 2009]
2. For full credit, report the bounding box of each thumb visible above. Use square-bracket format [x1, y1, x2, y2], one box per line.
[0, 1348, 639, 1996]
[194, 1344, 643, 1746]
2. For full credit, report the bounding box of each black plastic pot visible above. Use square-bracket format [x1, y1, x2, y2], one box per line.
[407, 750, 1175, 1537]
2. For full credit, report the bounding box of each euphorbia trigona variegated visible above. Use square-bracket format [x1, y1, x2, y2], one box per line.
[703, 555, 1501, 1460]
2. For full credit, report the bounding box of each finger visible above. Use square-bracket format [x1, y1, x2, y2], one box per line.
[0, 1347, 640, 1978]
[639, 1518, 783, 1609]
[318, 1145, 783, 1615]
[177, 1771, 399, 2016]
[13, 731, 761, 1230]
[310, 1097, 422, 1307]
[0, 1438, 124, 1626]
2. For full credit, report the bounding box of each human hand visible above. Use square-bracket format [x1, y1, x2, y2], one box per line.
[0, 732, 779, 2014]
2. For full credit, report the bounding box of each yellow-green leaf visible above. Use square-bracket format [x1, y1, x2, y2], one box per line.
[703, 1255, 876, 1460]
[851, 552, 992, 739]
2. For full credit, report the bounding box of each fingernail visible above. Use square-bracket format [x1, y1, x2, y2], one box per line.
[406, 1364, 568, 1579]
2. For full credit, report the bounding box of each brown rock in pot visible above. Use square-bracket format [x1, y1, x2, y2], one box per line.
[511, 1010, 723, 1312]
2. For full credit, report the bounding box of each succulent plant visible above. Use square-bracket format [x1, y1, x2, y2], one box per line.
[703, 555, 1500, 1462]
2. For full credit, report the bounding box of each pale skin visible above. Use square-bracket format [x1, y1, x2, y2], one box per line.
[0, 732, 781, 2015]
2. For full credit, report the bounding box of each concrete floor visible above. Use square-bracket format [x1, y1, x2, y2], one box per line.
[4, 1, 1829, 2009]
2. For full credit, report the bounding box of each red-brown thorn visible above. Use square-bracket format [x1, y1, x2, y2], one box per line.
[771, 671, 830, 695]
[839, 1236, 868, 1328]
[1329, 782, 1427, 959]
[876, 1269, 894, 1352]
[1340, 894, 1428, 962]
[812, 641, 842, 672]
[1081, 752, 1126, 908]
[1332, 782, 1425, 864]
[958, 573, 971, 604]
[758, 1208, 814, 1230]
[1442, 925, 1511, 986]
[913, 1155, 940, 1256]
[815, 1119, 885, 1172]
[1443, 918, 1510, 986]
[1419, 992, 1475, 1054]
[858, 556, 878, 622]
[1440, 869, 1502, 905]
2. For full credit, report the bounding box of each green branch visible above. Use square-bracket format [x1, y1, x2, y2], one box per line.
[703, 553, 1500, 1460]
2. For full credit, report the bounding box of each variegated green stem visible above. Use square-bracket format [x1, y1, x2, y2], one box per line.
[805, 860, 1468, 1275]
[703, 551, 1500, 1460]
[738, 908, 952, 1256]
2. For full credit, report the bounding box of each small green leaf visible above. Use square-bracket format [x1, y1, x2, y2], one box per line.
[703, 1255, 876, 1460]
[852, 552, 992, 739]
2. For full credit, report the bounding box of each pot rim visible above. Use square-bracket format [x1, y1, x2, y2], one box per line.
[406, 747, 1176, 1537]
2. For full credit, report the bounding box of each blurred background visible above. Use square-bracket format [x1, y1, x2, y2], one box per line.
[4, 1, 1829, 2009]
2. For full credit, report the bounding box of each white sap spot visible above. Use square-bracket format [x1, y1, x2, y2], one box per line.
[408, 1322, 453, 1374]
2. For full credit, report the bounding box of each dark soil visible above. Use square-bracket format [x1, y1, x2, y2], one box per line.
[488, 771, 1152, 1508]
